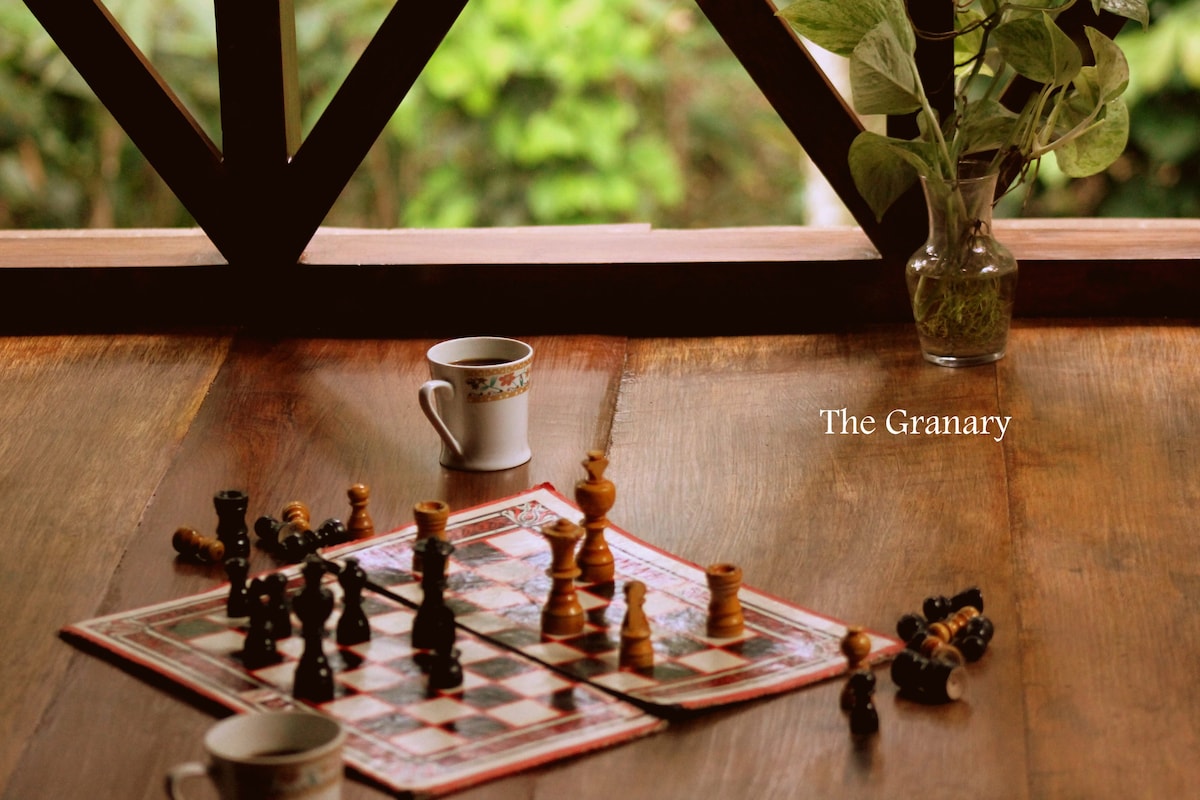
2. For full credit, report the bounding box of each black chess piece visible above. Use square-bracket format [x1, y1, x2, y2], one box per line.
[890, 648, 966, 704]
[292, 556, 335, 703]
[254, 515, 286, 550]
[844, 670, 879, 735]
[336, 557, 371, 646]
[264, 572, 292, 639]
[240, 578, 280, 669]
[427, 646, 463, 691]
[279, 524, 317, 563]
[317, 518, 349, 548]
[214, 490, 250, 559]
[411, 538, 456, 654]
[224, 556, 250, 618]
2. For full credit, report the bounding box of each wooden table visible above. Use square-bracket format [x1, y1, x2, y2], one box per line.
[2, 325, 1198, 799]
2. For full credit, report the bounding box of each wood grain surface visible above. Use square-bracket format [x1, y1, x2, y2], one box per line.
[1, 324, 1197, 799]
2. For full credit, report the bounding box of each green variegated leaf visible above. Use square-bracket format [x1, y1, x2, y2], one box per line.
[848, 22, 922, 115]
[1053, 97, 1129, 176]
[993, 13, 1082, 86]
[1093, 0, 1150, 29]
[848, 131, 937, 219]
[956, 99, 1021, 155]
[954, 8, 987, 74]
[1084, 27, 1130, 102]
[776, 0, 912, 58]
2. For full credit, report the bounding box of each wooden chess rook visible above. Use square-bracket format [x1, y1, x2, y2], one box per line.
[213, 489, 250, 559]
[541, 518, 585, 636]
[705, 562, 744, 638]
[412, 499, 450, 573]
[575, 450, 616, 584]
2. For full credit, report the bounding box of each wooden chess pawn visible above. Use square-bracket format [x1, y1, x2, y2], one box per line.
[619, 581, 654, 670]
[347, 483, 375, 540]
[574, 450, 616, 584]
[412, 499, 450, 573]
[839, 625, 873, 711]
[541, 518, 585, 636]
[705, 562, 744, 638]
[172, 526, 225, 563]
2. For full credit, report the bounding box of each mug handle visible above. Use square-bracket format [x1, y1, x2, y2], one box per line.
[164, 761, 209, 799]
[418, 380, 465, 458]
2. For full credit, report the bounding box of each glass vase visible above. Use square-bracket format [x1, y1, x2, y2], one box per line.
[905, 171, 1018, 367]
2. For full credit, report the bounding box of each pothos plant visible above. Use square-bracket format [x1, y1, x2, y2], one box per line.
[777, 0, 1151, 221]
[778, 0, 1149, 364]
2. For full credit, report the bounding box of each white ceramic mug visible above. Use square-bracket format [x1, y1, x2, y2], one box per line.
[165, 711, 345, 800]
[418, 336, 533, 471]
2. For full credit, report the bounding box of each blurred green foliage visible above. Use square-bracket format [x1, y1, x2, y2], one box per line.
[1013, 0, 1200, 217]
[0, 0, 805, 229]
[0, 0, 1195, 229]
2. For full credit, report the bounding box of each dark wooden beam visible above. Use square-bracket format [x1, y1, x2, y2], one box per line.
[213, 0, 303, 265]
[284, 0, 471, 265]
[693, 0, 926, 262]
[22, 0, 232, 255]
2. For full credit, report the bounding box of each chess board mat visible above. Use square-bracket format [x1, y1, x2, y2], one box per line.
[62, 484, 900, 797]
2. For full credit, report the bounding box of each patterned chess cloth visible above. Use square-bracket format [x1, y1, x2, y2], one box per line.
[62, 485, 899, 796]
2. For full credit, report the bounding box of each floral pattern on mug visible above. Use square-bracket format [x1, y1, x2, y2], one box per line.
[463, 362, 530, 403]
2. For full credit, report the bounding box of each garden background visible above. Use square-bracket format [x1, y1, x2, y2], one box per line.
[1, 0, 1196, 231]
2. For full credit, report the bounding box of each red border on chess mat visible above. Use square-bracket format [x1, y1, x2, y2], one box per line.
[61, 485, 900, 797]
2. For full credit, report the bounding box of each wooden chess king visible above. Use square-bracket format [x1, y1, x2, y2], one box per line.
[575, 450, 616, 584]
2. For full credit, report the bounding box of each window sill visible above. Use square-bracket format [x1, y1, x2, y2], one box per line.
[2, 220, 1196, 335]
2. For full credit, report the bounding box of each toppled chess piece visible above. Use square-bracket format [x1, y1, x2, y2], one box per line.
[891, 586, 992, 703]
[890, 648, 966, 704]
[255, 511, 349, 563]
[172, 526, 225, 564]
